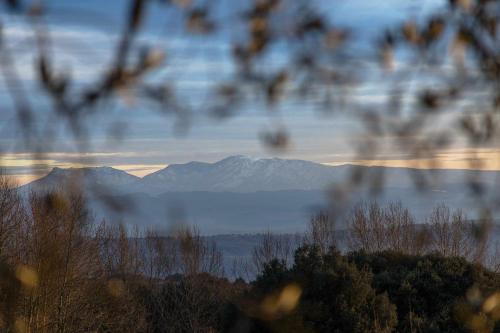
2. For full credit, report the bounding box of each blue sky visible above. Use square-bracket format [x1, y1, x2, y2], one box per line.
[5, 0, 495, 184]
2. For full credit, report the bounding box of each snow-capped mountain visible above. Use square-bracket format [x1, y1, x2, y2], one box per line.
[22, 155, 500, 194]
[142, 155, 351, 192]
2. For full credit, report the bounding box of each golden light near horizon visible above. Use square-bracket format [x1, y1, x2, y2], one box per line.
[0, 152, 167, 185]
[324, 148, 500, 171]
[3, 147, 500, 186]
[110, 164, 167, 177]
[4, 164, 167, 186]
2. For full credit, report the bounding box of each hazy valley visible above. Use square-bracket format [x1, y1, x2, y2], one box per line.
[21, 155, 500, 234]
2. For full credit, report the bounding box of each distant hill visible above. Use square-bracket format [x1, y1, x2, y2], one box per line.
[21, 166, 141, 194]
[19, 156, 500, 233]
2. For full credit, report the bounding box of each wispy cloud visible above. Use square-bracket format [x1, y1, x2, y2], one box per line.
[1, 0, 496, 185]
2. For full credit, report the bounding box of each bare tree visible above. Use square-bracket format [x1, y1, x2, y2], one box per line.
[384, 202, 427, 255]
[251, 231, 293, 273]
[0, 173, 25, 261]
[428, 204, 475, 260]
[143, 229, 177, 282]
[347, 202, 385, 252]
[230, 256, 254, 282]
[97, 223, 143, 280]
[147, 273, 240, 333]
[347, 201, 429, 255]
[304, 212, 336, 255]
[17, 191, 107, 332]
[176, 226, 224, 277]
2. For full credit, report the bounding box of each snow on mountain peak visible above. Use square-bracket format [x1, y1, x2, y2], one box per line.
[21, 155, 495, 195]
[140, 155, 339, 192]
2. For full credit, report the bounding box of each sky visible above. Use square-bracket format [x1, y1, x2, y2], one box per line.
[1, 0, 498, 185]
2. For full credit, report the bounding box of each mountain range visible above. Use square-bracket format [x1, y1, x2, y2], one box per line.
[20, 155, 500, 234]
[25, 155, 351, 193]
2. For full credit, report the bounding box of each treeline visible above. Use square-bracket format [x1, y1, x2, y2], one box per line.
[0, 177, 500, 332]
[0, 177, 229, 332]
[347, 202, 492, 263]
[236, 203, 497, 280]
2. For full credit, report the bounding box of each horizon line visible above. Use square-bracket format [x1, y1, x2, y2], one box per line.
[10, 155, 500, 186]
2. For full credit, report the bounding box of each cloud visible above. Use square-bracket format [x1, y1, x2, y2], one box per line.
[1, 21, 232, 83]
[1, 0, 496, 184]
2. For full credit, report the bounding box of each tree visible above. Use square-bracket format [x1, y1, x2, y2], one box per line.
[239, 245, 398, 333]
[347, 202, 429, 255]
[428, 204, 476, 260]
[349, 251, 500, 332]
[0, 173, 25, 261]
[176, 226, 224, 277]
[304, 212, 336, 255]
[251, 231, 294, 275]
[17, 191, 102, 332]
[142, 274, 242, 332]
[143, 229, 177, 282]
